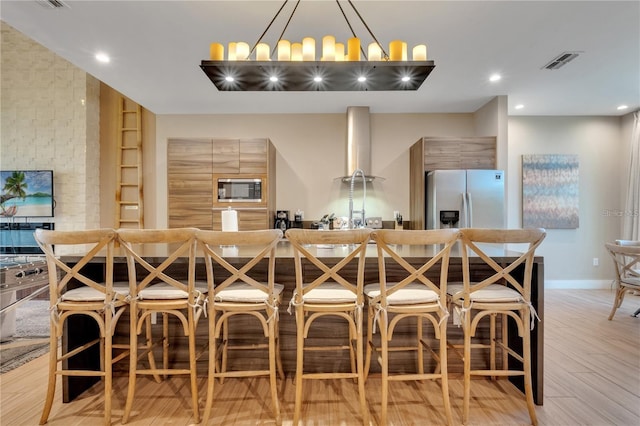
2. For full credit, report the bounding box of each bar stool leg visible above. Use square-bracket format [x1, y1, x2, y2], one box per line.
[523, 310, 538, 426]
[38, 330, 58, 425]
[462, 311, 472, 424]
[293, 305, 305, 425]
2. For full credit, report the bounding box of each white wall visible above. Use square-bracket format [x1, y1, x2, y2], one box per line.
[473, 96, 509, 226]
[508, 116, 625, 284]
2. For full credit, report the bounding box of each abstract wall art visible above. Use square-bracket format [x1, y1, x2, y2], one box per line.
[522, 154, 579, 229]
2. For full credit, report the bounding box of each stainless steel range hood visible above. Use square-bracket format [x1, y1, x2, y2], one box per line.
[340, 106, 382, 183]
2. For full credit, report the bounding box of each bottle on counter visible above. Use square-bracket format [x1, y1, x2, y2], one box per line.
[395, 212, 403, 230]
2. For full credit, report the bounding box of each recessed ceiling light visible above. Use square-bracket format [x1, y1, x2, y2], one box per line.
[401, 76, 410, 82]
[489, 74, 501, 82]
[95, 52, 110, 63]
[225, 76, 234, 82]
[617, 105, 629, 110]
[269, 76, 278, 82]
[515, 104, 524, 110]
[313, 76, 322, 83]
[357, 76, 367, 83]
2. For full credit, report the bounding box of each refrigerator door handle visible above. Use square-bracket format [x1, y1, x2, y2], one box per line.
[467, 192, 473, 227]
[462, 192, 468, 228]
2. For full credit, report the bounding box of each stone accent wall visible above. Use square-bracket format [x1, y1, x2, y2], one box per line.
[0, 21, 100, 231]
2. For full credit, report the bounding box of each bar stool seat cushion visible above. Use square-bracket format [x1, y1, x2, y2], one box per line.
[138, 282, 208, 300]
[364, 283, 440, 305]
[447, 283, 523, 303]
[61, 284, 130, 301]
[214, 283, 284, 303]
[302, 282, 357, 303]
[621, 276, 640, 286]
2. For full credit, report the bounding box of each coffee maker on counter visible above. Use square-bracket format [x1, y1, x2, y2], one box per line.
[274, 210, 289, 231]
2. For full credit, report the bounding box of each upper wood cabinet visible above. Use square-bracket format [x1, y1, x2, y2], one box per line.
[240, 138, 269, 173]
[421, 137, 496, 170]
[211, 139, 240, 173]
[168, 138, 213, 173]
[211, 138, 270, 174]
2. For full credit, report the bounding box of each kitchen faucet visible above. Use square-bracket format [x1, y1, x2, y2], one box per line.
[348, 169, 366, 229]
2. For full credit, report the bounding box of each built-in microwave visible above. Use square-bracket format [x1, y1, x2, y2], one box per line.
[215, 177, 263, 203]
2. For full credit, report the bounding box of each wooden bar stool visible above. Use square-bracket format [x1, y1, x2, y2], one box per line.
[117, 228, 205, 424]
[196, 229, 284, 425]
[447, 227, 546, 425]
[364, 228, 458, 425]
[285, 228, 371, 426]
[34, 228, 129, 425]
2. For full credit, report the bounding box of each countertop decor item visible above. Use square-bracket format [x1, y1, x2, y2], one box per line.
[200, 0, 435, 91]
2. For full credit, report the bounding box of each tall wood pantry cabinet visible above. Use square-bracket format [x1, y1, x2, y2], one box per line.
[168, 138, 276, 230]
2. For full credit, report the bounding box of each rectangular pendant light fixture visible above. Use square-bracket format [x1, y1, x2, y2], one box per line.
[200, 59, 435, 91]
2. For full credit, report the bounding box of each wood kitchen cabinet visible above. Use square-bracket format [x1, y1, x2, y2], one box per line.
[211, 139, 240, 173]
[211, 138, 269, 174]
[168, 138, 213, 173]
[168, 173, 213, 229]
[168, 138, 275, 230]
[212, 208, 269, 231]
[168, 139, 213, 229]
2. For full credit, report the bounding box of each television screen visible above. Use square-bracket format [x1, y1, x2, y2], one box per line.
[0, 170, 54, 218]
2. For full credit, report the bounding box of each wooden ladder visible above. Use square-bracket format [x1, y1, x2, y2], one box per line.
[115, 96, 144, 229]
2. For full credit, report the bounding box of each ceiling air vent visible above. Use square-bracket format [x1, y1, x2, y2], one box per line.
[36, 0, 68, 8]
[542, 52, 581, 70]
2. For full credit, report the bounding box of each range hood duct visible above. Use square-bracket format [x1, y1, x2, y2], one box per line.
[341, 106, 381, 183]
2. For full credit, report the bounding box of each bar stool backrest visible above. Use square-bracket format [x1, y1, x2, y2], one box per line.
[453, 228, 546, 305]
[117, 228, 198, 300]
[195, 229, 283, 297]
[285, 228, 372, 305]
[35, 228, 119, 308]
[370, 228, 460, 306]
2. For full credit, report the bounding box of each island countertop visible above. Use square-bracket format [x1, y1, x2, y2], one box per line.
[59, 238, 541, 263]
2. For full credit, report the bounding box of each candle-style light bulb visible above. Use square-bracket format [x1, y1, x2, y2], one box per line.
[278, 40, 291, 61]
[302, 37, 315, 61]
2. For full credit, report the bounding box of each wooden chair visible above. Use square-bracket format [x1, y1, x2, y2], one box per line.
[34, 228, 129, 425]
[196, 229, 285, 425]
[364, 228, 459, 425]
[605, 241, 640, 319]
[285, 228, 371, 426]
[117, 228, 205, 423]
[447, 227, 546, 425]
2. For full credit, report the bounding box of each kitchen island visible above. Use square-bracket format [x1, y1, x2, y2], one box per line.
[60, 239, 544, 404]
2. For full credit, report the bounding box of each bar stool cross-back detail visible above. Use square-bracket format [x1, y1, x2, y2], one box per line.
[365, 228, 459, 425]
[285, 228, 372, 426]
[117, 228, 206, 424]
[196, 228, 285, 425]
[447, 227, 546, 425]
[34, 228, 129, 425]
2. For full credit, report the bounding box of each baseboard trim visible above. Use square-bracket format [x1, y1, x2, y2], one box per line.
[546, 279, 613, 289]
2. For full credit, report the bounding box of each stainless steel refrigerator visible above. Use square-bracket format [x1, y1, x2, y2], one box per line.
[426, 169, 505, 229]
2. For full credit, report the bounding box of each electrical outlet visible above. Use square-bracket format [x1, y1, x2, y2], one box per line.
[593, 257, 599, 267]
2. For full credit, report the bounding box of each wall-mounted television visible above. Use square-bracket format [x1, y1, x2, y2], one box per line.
[0, 170, 54, 218]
